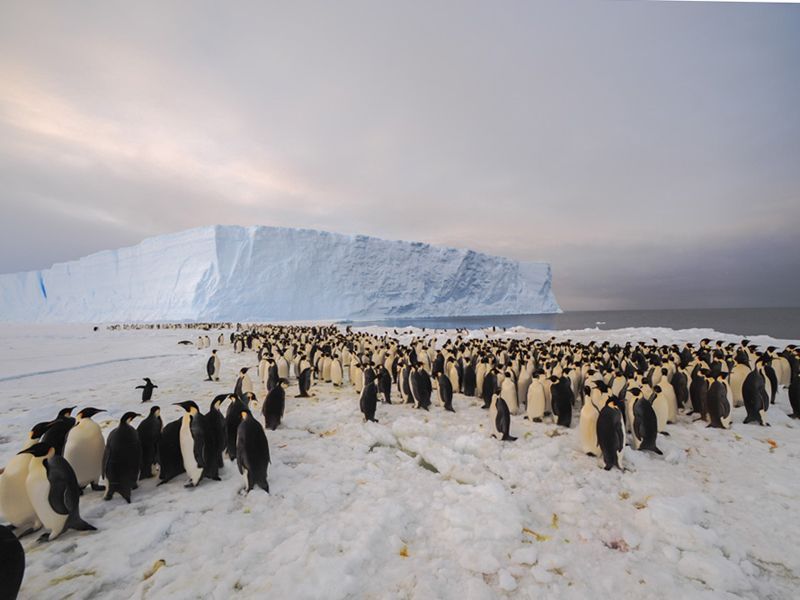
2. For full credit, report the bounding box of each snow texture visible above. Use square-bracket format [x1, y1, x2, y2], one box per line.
[0, 226, 559, 322]
[1, 324, 799, 599]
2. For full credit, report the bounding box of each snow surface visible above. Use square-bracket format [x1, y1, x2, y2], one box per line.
[0, 226, 560, 322]
[1, 324, 799, 599]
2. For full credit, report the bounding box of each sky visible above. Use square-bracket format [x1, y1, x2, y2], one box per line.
[0, 1, 798, 311]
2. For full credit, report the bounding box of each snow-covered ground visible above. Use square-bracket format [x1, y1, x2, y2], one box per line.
[1, 323, 799, 599]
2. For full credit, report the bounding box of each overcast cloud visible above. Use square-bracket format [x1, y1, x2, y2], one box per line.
[0, 0, 798, 310]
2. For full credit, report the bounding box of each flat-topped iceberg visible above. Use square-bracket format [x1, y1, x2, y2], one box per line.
[0, 225, 560, 322]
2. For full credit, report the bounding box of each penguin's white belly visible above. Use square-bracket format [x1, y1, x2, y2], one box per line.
[501, 382, 518, 414]
[180, 421, 203, 484]
[26, 466, 66, 538]
[652, 396, 668, 432]
[64, 425, 104, 487]
[242, 375, 253, 395]
[0, 454, 38, 528]
[331, 361, 343, 385]
[527, 385, 545, 420]
[579, 407, 600, 456]
[277, 360, 289, 380]
[662, 384, 678, 422]
[322, 359, 332, 381]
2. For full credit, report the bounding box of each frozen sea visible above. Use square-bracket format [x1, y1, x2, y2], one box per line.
[1, 323, 799, 599]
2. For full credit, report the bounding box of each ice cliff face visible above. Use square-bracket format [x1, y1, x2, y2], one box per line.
[0, 226, 560, 322]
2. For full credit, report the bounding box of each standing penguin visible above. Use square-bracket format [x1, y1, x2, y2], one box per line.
[579, 389, 601, 456]
[707, 374, 732, 429]
[296, 365, 312, 398]
[789, 370, 800, 419]
[234, 368, 253, 399]
[135, 378, 158, 402]
[481, 368, 497, 409]
[360, 381, 379, 423]
[63, 407, 106, 491]
[410, 365, 432, 410]
[174, 401, 206, 487]
[137, 406, 162, 479]
[157, 419, 185, 484]
[224, 394, 247, 461]
[463, 362, 477, 397]
[596, 398, 626, 471]
[205, 397, 226, 477]
[0, 423, 50, 535]
[22, 442, 96, 541]
[262, 379, 288, 430]
[650, 386, 670, 434]
[550, 377, 574, 428]
[102, 412, 142, 503]
[526, 376, 546, 422]
[236, 412, 270, 494]
[492, 397, 517, 441]
[206, 350, 221, 382]
[500, 372, 519, 415]
[377, 365, 392, 404]
[0, 524, 25, 600]
[688, 370, 709, 420]
[631, 398, 662, 455]
[437, 373, 455, 412]
[742, 370, 770, 426]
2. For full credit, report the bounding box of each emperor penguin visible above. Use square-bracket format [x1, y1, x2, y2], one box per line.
[206, 350, 221, 382]
[631, 397, 662, 454]
[0, 423, 50, 534]
[463, 361, 477, 397]
[656, 370, 678, 423]
[579, 387, 602, 456]
[263, 379, 288, 430]
[321, 354, 332, 382]
[22, 443, 96, 541]
[157, 418, 185, 484]
[788, 369, 800, 419]
[517, 369, 532, 415]
[596, 397, 626, 471]
[102, 412, 142, 503]
[730, 362, 750, 408]
[377, 365, 392, 404]
[398, 362, 412, 404]
[437, 373, 455, 412]
[526, 376, 546, 422]
[234, 368, 253, 399]
[135, 378, 158, 403]
[492, 396, 517, 441]
[330, 355, 343, 386]
[63, 407, 106, 490]
[360, 381, 379, 423]
[410, 364, 432, 410]
[650, 386, 670, 434]
[297, 362, 313, 398]
[137, 406, 163, 479]
[204, 397, 226, 478]
[550, 376, 574, 428]
[276, 354, 290, 381]
[174, 401, 206, 487]
[224, 394, 248, 460]
[481, 368, 497, 410]
[500, 372, 519, 415]
[236, 412, 270, 493]
[0, 524, 25, 599]
[704, 373, 730, 429]
[742, 369, 769, 426]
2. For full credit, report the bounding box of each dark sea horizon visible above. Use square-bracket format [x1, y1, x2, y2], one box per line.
[345, 307, 800, 341]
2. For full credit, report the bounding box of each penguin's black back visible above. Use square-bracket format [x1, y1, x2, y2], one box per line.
[237, 417, 270, 493]
[158, 419, 185, 483]
[0, 524, 24, 600]
[596, 405, 624, 470]
[225, 397, 247, 460]
[262, 385, 285, 430]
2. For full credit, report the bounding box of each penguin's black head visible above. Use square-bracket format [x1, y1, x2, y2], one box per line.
[279, 378, 289, 388]
[57, 406, 76, 419]
[661, 367, 668, 375]
[121, 412, 141, 424]
[149, 406, 161, 415]
[654, 385, 662, 394]
[174, 401, 200, 412]
[212, 350, 217, 354]
[18, 442, 55, 458]
[78, 407, 105, 419]
[144, 377, 152, 383]
[30, 421, 51, 439]
[241, 367, 249, 374]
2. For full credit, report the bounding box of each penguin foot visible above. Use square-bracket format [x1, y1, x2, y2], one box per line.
[184, 482, 196, 488]
[533, 417, 542, 423]
[37, 532, 51, 543]
[660, 431, 670, 436]
[90, 482, 104, 491]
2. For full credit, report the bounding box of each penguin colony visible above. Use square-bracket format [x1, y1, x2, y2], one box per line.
[1, 323, 799, 599]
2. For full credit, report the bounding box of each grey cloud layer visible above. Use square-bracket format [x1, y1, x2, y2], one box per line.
[1, 1, 798, 309]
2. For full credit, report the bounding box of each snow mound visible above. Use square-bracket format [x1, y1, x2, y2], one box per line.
[0, 225, 560, 322]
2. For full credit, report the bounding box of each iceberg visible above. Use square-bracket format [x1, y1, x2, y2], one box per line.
[0, 225, 560, 322]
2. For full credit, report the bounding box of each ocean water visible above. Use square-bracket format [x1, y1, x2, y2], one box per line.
[346, 307, 800, 340]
